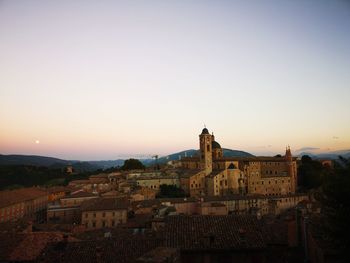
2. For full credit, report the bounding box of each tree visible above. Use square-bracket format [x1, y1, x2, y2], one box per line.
[319, 157, 350, 258]
[121, 158, 145, 170]
[298, 155, 329, 189]
[156, 184, 187, 198]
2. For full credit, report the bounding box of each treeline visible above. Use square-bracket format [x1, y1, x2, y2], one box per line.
[0, 158, 146, 190]
[298, 155, 350, 259]
[0, 165, 62, 189]
[297, 155, 332, 189]
[0, 165, 95, 190]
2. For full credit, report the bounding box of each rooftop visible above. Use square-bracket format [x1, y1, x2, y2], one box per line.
[81, 198, 129, 212]
[61, 191, 97, 200]
[164, 215, 266, 250]
[0, 187, 48, 209]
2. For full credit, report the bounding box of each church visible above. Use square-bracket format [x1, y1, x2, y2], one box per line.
[180, 127, 297, 197]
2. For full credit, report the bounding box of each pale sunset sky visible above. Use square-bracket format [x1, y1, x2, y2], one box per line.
[1, 0, 350, 160]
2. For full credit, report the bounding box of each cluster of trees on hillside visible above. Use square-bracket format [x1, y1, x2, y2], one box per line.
[319, 157, 350, 257]
[0, 165, 98, 190]
[297, 155, 331, 189]
[120, 158, 145, 170]
[0, 158, 147, 190]
[299, 155, 350, 258]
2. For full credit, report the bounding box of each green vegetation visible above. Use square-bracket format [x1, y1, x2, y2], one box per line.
[297, 155, 331, 189]
[121, 158, 145, 170]
[319, 157, 350, 257]
[299, 155, 350, 258]
[0, 165, 98, 190]
[156, 184, 188, 198]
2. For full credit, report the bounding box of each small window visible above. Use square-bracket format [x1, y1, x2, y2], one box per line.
[102, 212, 106, 217]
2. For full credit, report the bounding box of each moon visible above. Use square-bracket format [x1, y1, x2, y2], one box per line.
[35, 140, 40, 144]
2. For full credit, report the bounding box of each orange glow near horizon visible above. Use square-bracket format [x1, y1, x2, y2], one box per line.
[1, 1, 350, 160]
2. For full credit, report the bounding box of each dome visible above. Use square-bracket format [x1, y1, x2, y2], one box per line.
[212, 140, 221, 149]
[201, 128, 209, 134]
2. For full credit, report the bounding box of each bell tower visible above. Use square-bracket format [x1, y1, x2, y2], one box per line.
[285, 146, 296, 192]
[199, 127, 213, 175]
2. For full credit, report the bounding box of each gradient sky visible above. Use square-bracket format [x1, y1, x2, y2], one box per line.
[1, 0, 350, 160]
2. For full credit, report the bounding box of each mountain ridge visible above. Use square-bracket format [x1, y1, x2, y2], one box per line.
[0, 148, 254, 169]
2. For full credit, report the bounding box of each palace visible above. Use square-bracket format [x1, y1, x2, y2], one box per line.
[180, 127, 297, 197]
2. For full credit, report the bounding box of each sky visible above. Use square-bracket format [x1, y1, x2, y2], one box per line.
[1, 0, 350, 160]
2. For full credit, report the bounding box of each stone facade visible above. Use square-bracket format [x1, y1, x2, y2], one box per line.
[81, 198, 128, 229]
[181, 128, 297, 197]
[0, 188, 48, 223]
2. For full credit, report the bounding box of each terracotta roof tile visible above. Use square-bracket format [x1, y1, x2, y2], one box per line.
[164, 215, 266, 250]
[0, 187, 48, 208]
[81, 198, 129, 212]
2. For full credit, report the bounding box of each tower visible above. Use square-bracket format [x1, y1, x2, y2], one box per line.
[199, 127, 213, 175]
[285, 146, 297, 192]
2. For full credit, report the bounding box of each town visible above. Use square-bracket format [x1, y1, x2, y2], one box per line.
[0, 128, 336, 262]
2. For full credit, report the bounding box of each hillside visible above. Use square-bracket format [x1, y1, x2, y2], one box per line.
[0, 154, 69, 166]
[150, 148, 254, 165]
[0, 148, 254, 170]
[297, 150, 350, 160]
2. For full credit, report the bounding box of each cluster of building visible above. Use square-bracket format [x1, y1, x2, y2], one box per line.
[180, 127, 297, 197]
[0, 127, 336, 262]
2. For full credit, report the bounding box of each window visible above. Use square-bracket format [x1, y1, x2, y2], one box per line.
[93, 213, 96, 218]
[92, 221, 96, 228]
[207, 145, 210, 151]
[112, 220, 115, 227]
[102, 221, 106, 227]
[112, 212, 115, 216]
[85, 213, 88, 218]
[102, 212, 106, 217]
[225, 180, 227, 186]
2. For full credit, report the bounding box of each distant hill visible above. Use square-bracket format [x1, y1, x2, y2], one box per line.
[0, 148, 254, 170]
[149, 148, 254, 165]
[87, 160, 127, 169]
[0, 154, 69, 167]
[0, 154, 100, 172]
[298, 150, 350, 160]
